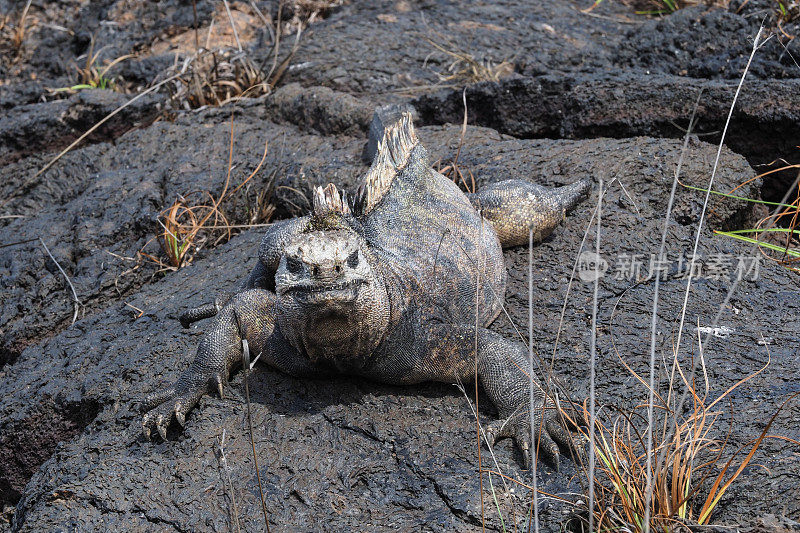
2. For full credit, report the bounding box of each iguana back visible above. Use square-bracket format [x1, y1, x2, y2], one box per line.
[356, 116, 505, 327]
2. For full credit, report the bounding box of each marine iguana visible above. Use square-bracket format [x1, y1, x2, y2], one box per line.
[142, 113, 590, 467]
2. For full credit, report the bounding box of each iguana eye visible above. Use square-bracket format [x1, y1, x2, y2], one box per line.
[286, 256, 304, 274]
[346, 250, 359, 268]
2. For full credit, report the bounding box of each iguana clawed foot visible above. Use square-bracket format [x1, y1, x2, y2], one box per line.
[484, 407, 576, 471]
[141, 372, 227, 441]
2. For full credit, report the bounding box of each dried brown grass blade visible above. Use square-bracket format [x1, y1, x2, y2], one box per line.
[698, 392, 800, 523]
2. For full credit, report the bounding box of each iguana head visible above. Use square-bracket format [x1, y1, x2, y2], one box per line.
[274, 184, 390, 367]
[275, 229, 371, 305]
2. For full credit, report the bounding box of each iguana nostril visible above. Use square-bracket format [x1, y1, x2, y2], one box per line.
[313, 265, 320, 276]
[335, 264, 342, 273]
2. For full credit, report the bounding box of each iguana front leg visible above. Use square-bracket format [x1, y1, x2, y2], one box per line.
[409, 325, 575, 469]
[143, 289, 283, 440]
[179, 217, 310, 328]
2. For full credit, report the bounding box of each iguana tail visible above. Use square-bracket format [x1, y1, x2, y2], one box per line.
[555, 178, 592, 213]
[469, 178, 592, 248]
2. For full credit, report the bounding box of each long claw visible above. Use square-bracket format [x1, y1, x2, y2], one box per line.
[174, 404, 185, 427]
[157, 415, 168, 440]
[485, 425, 497, 446]
[520, 440, 531, 470]
[214, 374, 225, 399]
[143, 419, 152, 441]
[485, 418, 512, 446]
[544, 416, 568, 447]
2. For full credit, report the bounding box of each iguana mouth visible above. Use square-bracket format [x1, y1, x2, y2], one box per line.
[282, 278, 365, 296]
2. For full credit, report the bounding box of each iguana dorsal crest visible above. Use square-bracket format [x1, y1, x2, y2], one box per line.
[355, 111, 418, 216]
[309, 183, 351, 230]
[312, 183, 351, 217]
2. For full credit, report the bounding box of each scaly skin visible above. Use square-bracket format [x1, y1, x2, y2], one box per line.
[145, 113, 589, 468]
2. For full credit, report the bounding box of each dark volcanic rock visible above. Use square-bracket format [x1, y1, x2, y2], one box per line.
[614, 5, 800, 80]
[283, 0, 626, 94]
[0, 89, 164, 167]
[1, 0, 799, 531]
[264, 83, 374, 136]
[1, 121, 796, 531]
[413, 73, 800, 169]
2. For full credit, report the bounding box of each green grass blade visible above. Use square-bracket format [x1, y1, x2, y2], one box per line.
[486, 472, 507, 532]
[679, 182, 797, 209]
[724, 228, 800, 236]
[714, 230, 800, 257]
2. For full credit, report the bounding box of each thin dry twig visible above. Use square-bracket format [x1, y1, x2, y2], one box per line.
[587, 179, 604, 533]
[528, 225, 540, 533]
[241, 339, 271, 532]
[0, 237, 38, 249]
[222, 0, 243, 52]
[423, 30, 514, 86]
[437, 89, 476, 193]
[125, 302, 144, 318]
[455, 381, 518, 530]
[474, 214, 486, 532]
[39, 237, 82, 324]
[218, 429, 242, 533]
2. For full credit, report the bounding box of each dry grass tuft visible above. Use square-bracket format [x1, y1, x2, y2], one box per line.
[163, 47, 277, 109]
[1, 0, 34, 56]
[72, 48, 132, 92]
[570, 348, 798, 532]
[424, 30, 514, 87]
[162, 1, 303, 110]
[142, 116, 275, 271]
[158, 2, 304, 109]
[51, 39, 133, 94]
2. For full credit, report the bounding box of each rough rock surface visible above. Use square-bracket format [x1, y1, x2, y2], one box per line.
[413, 74, 800, 171]
[1, 0, 799, 531]
[2, 118, 797, 531]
